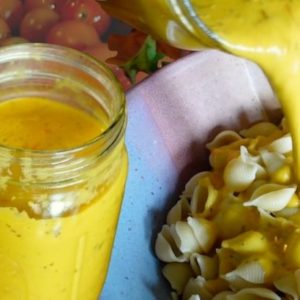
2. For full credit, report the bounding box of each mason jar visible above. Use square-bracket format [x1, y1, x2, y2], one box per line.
[100, 0, 219, 50]
[0, 44, 128, 300]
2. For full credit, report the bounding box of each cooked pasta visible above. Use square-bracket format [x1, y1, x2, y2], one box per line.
[190, 253, 218, 279]
[162, 263, 194, 294]
[243, 183, 296, 212]
[155, 119, 300, 299]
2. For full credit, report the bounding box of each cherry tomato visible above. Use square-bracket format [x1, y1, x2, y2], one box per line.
[84, 43, 131, 90]
[58, 0, 110, 35]
[20, 8, 59, 42]
[24, 0, 57, 11]
[0, 0, 24, 32]
[0, 18, 10, 41]
[46, 20, 99, 50]
[0, 37, 28, 46]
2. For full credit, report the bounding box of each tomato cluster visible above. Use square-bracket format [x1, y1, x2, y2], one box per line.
[0, 0, 131, 90]
[0, 0, 109, 47]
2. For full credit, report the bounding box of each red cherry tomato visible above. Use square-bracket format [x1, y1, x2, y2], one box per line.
[0, 18, 10, 41]
[84, 43, 131, 90]
[24, 0, 57, 11]
[0, 0, 24, 32]
[0, 37, 28, 46]
[20, 8, 59, 42]
[46, 20, 99, 50]
[58, 0, 110, 36]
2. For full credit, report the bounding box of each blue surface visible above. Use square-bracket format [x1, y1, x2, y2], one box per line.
[101, 91, 177, 300]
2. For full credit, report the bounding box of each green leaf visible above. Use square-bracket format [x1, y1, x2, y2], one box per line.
[121, 36, 165, 83]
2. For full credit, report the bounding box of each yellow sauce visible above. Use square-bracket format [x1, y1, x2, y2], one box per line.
[0, 97, 128, 299]
[191, 1, 300, 178]
[175, 3, 300, 273]
[0, 97, 106, 150]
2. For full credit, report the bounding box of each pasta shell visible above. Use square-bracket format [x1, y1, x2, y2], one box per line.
[155, 225, 188, 263]
[184, 172, 210, 198]
[187, 217, 218, 253]
[224, 258, 266, 284]
[167, 197, 191, 225]
[221, 231, 269, 254]
[162, 263, 194, 294]
[183, 276, 212, 300]
[190, 179, 219, 217]
[267, 134, 293, 154]
[190, 253, 218, 279]
[227, 288, 281, 300]
[223, 157, 259, 192]
[244, 183, 296, 212]
[206, 131, 242, 150]
[240, 122, 279, 138]
[274, 272, 298, 300]
[170, 221, 201, 254]
[240, 146, 267, 179]
[260, 150, 285, 174]
[274, 207, 299, 218]
[240, 146, 260, 164]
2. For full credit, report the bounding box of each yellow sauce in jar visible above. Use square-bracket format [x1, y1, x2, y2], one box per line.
[0, 97, 128, 300]
[0, 97, 105, 150]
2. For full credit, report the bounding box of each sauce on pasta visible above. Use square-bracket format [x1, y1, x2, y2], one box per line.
[156, 120, 300, 299]
[191, 1, 300, 180]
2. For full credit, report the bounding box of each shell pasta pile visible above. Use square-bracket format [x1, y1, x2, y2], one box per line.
[155, 119, 300, 300]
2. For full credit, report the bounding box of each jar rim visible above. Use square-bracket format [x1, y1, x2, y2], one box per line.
[174, 0, 221, 47]
[0, 43, 126, 156]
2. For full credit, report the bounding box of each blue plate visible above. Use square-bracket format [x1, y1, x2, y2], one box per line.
[100, 50, 279, 300]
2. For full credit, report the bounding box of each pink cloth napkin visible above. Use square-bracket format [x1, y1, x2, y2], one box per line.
[127, 49, 281, 180]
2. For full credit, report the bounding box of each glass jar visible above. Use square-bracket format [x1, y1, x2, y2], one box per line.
[100, 0, 219, 50]
[0, 44, 128, 300]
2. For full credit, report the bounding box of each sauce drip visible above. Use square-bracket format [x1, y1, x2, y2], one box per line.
[191, 0, 300, 175]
